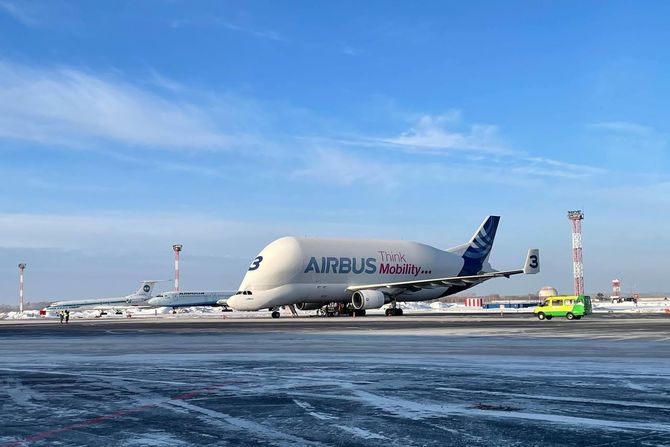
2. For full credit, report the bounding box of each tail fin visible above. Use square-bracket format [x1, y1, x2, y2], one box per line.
[136, 280, 159, 297]
[449, 216, 500, 275]
[523, 249, 540, 274]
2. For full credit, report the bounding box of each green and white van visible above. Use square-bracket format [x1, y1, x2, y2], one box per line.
[533, 295, 592, 320]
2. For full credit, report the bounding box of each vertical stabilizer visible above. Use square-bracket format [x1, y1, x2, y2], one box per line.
[136, 280, 158, 297]
[449, 216, 500, 275]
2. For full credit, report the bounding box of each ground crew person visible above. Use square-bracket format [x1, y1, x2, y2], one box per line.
[59, 311, 64, 324]
[65, 310, 70, 324]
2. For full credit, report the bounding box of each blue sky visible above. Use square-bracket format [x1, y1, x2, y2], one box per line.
[0, 1, 668, 303]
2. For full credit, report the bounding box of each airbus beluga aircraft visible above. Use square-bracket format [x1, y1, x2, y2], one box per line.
[227, 216, 539, 318]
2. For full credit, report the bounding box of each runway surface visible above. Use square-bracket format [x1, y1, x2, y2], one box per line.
[1, 315, 669, 446]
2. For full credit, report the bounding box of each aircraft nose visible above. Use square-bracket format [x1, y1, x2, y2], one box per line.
[227, 295, 243, 310]
[229, 293, 260, 311]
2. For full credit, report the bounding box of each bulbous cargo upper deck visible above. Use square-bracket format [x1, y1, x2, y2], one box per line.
[237, 236, 465, 291]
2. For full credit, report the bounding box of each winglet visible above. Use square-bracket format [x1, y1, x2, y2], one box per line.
[523, 249, 540, 274]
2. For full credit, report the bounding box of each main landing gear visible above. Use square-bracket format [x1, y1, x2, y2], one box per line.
[270, 307, 281, 318]
[385, 301, 404, 316]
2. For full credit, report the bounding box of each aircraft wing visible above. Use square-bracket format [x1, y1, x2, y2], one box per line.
[346, 249, 539, 293]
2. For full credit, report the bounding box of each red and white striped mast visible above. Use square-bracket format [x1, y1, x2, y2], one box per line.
[611, 279, 621, 300]
[567, 210, 585, 296]
[18, 263, 26, 314]
[172, 244, 183, 292]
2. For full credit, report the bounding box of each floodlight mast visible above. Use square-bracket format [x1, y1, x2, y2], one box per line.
[172, 245, 183, 292]
[567, 210, 585, 296]
[611, 279, 621, 301]
[18, 263, 26, 314]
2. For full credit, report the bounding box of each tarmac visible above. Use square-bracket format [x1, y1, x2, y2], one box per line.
[1, 314, 669, 446]
[1, 313, 669, 340]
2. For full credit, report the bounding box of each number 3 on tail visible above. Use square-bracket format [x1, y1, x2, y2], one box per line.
[248, 256, 263, 271]
[529, 255, 539, 269]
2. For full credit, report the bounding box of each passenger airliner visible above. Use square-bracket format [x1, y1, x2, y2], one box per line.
[45, 280, 159, 314]
[227, 216, 539, 318]
[147, 291, 234, 311]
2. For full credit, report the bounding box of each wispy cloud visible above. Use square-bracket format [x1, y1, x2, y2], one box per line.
[587, 120, 668, 166]
[292, 145, 601, 192]
[0, 61, 233, 151]
[170, 17, 285, 42]
[0, 1, 38, 26]
[221, 21, 284, 41]
[588, 121, 653, 135]
[339, 43, 362, 56]
[377, 111, 518, 157]
[0, 59, 603, 188]
[100, 150, 225, 177]
[304, 112, 604, 184]
[292, 148, 398, 189]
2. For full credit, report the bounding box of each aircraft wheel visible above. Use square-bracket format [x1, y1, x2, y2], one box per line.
[546, 315, 552, 320]
[385, 308, 391, 316]
[566, 312, 575, 320]
[537, 312, 546, 320]
[397, 308, 403, 316]
[271, 311, 280, 319]
[575, 316, 582, 320]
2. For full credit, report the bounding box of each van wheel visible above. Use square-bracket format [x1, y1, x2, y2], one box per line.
[537, 312, 546, 320]
[566, 312, 575, 320]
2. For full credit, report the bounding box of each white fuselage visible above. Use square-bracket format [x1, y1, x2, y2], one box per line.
[46, 294, 148, 312]
[228, 236, 474, 311]
[147, 291, 234, 308]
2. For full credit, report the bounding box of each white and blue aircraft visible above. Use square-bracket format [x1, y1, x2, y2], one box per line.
[147, 291, 234, 312]
[45, 280, 160, 314]
[227, 216, 539, 318]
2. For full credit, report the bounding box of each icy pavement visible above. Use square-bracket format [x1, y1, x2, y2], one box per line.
[1, 324, 670, 446]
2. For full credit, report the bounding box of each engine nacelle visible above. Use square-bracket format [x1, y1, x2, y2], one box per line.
[351, 290, 387, 310]
[296, 302, 323, 311]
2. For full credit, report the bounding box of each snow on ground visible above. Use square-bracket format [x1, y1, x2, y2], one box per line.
[1, 326, 669, 446]
[3, 299, 669, 321]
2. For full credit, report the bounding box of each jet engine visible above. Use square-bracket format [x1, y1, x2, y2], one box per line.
[351, 290, 387, 310]
[296, 302, 323, 311]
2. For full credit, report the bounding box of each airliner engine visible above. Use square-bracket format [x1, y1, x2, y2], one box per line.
[351, 290, 387, 310]
[296, 302, 323, 311]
